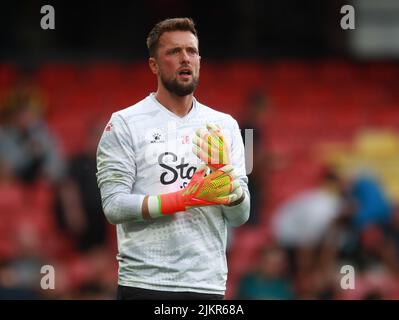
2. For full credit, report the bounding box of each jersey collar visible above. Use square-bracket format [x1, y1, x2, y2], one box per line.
[149, 93, 198, 122]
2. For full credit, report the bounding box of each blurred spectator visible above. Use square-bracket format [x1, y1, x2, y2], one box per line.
[239, 89, 271, 225]
[236, 243, 295, 300]
[271, 169, 348, 298]
[337, 172, 394, 269]
[0, 80, 65, 185]
[272, 169, 345, 250]
[295, 170, 399, 300]
[54, 121, 108, 253]
[350, 173, 393, 230]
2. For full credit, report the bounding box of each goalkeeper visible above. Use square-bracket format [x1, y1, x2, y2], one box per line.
[96, 17, 250, 300]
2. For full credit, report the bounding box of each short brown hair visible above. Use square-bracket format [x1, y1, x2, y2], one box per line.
[146, 18, 198, 57]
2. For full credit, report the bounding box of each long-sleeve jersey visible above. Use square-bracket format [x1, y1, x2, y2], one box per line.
[96, 93, 250, 295]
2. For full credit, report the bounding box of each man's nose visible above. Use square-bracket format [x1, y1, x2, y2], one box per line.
[180, 50, 190, 63]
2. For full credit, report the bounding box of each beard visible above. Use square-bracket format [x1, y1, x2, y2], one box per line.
[160, 72, 199, 97]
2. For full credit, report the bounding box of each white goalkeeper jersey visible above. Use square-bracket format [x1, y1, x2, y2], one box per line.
[96, 93, 250, 295]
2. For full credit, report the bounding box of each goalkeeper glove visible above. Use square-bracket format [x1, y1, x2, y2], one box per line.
[145, 164, 241, 218]
[192, 123, 244, 206]
[192, 123, 231, 171]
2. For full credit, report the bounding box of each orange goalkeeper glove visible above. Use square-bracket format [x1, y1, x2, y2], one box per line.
[192, 123, 244, 206]
[146, 165, 241, 217]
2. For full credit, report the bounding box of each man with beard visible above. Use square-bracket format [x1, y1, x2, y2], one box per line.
[96, 18, 250, 300]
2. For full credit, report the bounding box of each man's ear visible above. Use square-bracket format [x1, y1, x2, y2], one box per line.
[148, 57, 158, 75]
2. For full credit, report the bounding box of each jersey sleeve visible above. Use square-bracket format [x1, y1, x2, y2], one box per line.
[221, 117, 251, 227]
[96, 113, 145, 224]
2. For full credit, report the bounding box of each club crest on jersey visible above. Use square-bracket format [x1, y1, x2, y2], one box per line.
[105, 122, 113, 131]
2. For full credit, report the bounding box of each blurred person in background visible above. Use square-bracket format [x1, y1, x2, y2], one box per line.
[236, 243, 295, 300]
[329, 171, 399, 299]
[0, 76, 65, 185]
[238, 89, 271, 226]
[272, 169, 345, 271]
[55, 121, 108, 253]
[296, 170, 399, 300]
[337, 171, 394, 270]
[271, 168, 347, 299]
[0, 72, 71, 300]
[350, 172, 393, 230]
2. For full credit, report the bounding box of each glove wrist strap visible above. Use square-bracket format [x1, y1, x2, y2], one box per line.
[159, 190, 186, 215]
